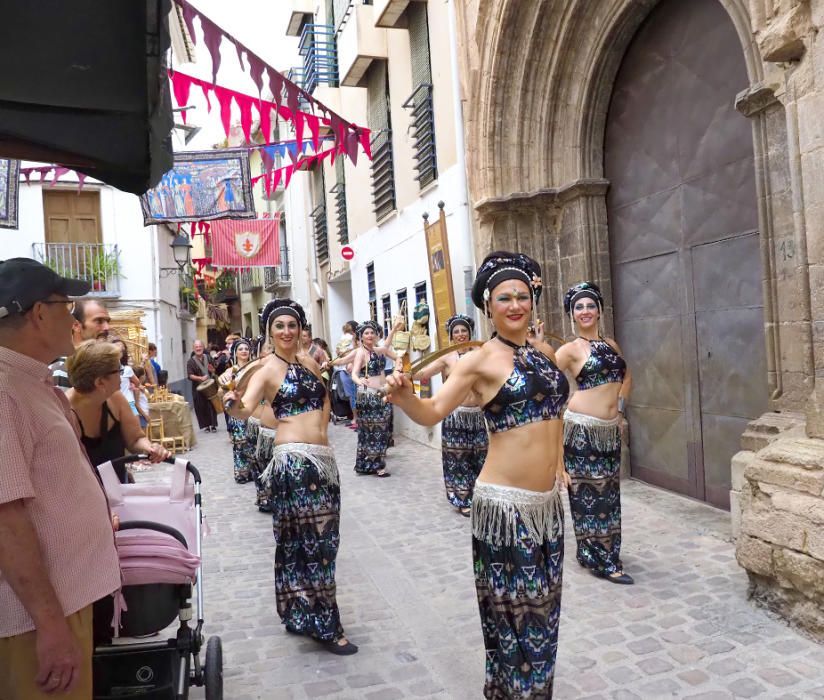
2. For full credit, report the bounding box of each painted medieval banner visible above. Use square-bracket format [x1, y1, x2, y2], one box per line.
[210, 216, 281, 268]
[424, 205, 457, 350]
[140, 149, 255, 225]
[0, 159, 20, 229]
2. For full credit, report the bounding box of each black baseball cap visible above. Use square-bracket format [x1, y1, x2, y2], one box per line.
[0, 258, 90, 319]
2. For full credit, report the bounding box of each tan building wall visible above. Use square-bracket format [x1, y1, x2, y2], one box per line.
[454, 0, 824, 638]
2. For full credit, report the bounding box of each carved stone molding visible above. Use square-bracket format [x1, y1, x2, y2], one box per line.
[736, 82, 780, 116]
[474, 178, 610, 224]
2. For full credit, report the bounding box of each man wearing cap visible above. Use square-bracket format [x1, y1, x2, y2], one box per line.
[49, 298, 112, 390]
[0, 258, 121, 699]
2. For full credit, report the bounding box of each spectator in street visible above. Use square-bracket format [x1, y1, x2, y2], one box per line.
[214, 334, 237, 377]
[0, 258, 121, 699]
[145, 342, 161, 387]
[187, 339, 218, 432]
[131, 366, 151, 429]
[111, 339, 139, 400]
[331, 321, 359, 429]
[49, 298, 112, 390]
[301, 325, 329, 367]
[66, 340, 169, 483]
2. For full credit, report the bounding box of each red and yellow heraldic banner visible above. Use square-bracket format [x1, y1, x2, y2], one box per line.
[424, 204, 456, 350]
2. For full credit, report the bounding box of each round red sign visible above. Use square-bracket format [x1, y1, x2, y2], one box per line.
[341, 246, 355, 261]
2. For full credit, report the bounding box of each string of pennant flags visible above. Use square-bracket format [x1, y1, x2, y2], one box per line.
[169, 0, 370, 163]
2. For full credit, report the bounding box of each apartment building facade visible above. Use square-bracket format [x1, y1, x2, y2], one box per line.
[283, 0, 477, 445]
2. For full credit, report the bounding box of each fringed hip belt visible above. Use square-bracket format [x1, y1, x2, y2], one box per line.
[259, 442, 339, 488]
[563, 409, 621, 451]
[471, 480, 561, 546]
[246, 416, 261, 440]
[256, 426, 278, 458]
[357, 385, 385, 396]
[446, 405, 486, 430]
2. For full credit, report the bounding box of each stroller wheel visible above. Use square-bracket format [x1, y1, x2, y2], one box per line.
[204, 636, 223, 700]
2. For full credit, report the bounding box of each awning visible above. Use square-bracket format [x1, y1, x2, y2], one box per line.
[0, 1, 174, 194]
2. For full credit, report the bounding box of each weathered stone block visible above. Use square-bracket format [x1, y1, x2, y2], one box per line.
[757, 2, 812, 63]
[730, 489, 742, 540]
[773, 546, 824, 599]
[736, 533, 775, 577]
[744, 455, 824, 496]
[758, 434, 824, 470]
[731, 450, 756, 491]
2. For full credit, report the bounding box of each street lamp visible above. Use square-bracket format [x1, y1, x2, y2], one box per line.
[160, 234, 193, 277]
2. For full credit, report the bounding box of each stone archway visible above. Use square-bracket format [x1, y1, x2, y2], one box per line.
[456, 0, 810, 501]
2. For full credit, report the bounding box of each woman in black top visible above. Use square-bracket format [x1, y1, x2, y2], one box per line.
[67, 340, 168, 482]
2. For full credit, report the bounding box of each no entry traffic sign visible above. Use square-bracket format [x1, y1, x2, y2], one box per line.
[341, 246, 354, 261]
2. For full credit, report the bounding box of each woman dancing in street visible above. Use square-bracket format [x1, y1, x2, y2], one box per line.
[223, 338, 256, 483]
[351, 320, 398, 477]
[555, 282, 633, 584]
[386, 252, 569, 698]
[414, 314, 488, 517]
[223, 299, 357, 655]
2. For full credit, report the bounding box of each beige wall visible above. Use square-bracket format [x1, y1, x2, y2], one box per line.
[322, 0, 461, 259]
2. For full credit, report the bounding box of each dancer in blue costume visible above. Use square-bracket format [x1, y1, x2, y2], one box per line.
[351, 320, 399, 477]
[415, 313, 488, 517]
[387, 252, 569, 698]
[223, 338, 256, 483]
[224, 299, 357, 655]
[556, 282, 634, 585]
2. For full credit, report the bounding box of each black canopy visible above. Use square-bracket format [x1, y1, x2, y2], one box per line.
[0, 1, 174, 194]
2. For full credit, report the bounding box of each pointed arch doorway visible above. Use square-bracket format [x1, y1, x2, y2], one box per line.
[605, 0, 769, 509]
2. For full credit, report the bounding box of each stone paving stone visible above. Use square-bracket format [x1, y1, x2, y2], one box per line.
[160, 421, 824, 699]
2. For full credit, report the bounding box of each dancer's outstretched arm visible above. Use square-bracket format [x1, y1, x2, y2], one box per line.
[386, 351, 480, 426]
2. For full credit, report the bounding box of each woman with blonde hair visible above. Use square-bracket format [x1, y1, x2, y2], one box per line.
[67, 340, 169, 482]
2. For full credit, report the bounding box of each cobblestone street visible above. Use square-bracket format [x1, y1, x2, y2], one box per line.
[164, 419, 824, 699]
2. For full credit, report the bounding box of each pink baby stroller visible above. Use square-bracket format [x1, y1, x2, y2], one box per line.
[92, 455, 222, 700]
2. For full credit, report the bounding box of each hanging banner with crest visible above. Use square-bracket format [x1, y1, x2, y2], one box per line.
[210, 215, 281, 268]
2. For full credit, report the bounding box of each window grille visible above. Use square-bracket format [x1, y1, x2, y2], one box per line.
[382, 294, 391, 337]
[331, 157, 349, 244]
[367, 262, 377, 322]
[396, 287, 408, 329]
[367, 61, 395, 219]
[312, 204, 329, 264]
[299, 22, 338, 93]
[403, 3, 436, 188]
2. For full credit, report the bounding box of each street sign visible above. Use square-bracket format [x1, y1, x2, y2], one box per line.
[341, 246, 354, 261]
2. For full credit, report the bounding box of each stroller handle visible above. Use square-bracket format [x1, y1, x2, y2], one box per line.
[118, 520, 188, 549]
[109, 455, 202, 483]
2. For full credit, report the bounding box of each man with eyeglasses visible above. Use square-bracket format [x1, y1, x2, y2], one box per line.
[0, 258, 120, 699]
[49, 298, 112, 390]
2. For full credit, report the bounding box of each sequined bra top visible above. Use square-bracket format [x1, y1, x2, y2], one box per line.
[272, 355, 326, 419]
[360, 349, 384, 378]
[575, 338, 626, 390]
[482, 337, 569, 434]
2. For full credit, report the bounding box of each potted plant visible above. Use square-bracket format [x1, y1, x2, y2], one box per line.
[91, 249, 123, 291]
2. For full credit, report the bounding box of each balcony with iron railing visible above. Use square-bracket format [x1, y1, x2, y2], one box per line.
[370, 130, 396, 220]
[264, 237, 292, 292]
[239, 268, 264, 293]
[299, 23, 338, 94]
[32, 242, 122, 297]
[285, 67, 310, 110]
[403, 83, 437, 189]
